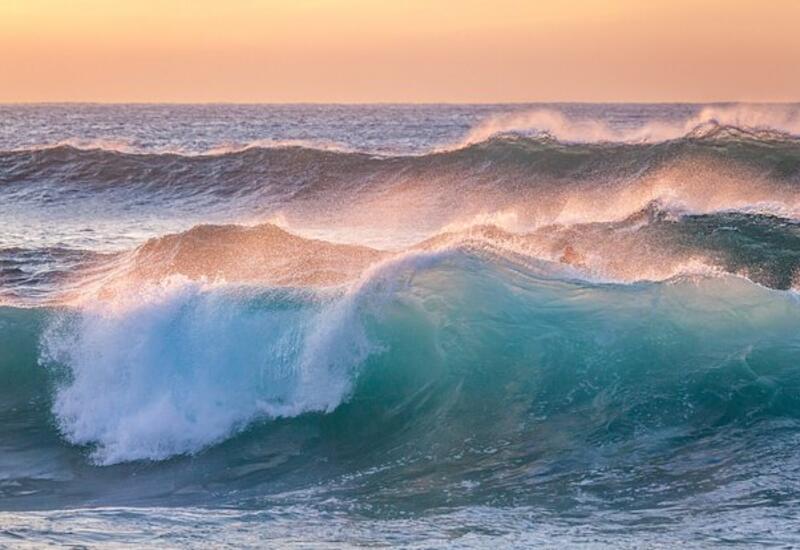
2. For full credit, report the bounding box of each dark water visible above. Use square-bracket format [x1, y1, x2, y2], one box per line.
[1, 104, 800, 547]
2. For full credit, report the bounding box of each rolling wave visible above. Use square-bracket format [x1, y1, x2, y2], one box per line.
[4, 201, 799, 309]
[3, 119, 800, 186]
[1, 248, 799, 508]
[3, 122, 799, 225]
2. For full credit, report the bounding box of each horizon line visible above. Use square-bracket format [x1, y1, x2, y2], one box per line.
[3, 100, 800, 107]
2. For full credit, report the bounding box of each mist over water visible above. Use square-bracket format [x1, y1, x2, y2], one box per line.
[2, 103, 800, 547]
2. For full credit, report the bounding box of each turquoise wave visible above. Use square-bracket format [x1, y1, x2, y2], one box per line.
[2, 250, 800, 517]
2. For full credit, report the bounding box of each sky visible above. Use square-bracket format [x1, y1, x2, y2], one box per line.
[1, 0, 799, 103]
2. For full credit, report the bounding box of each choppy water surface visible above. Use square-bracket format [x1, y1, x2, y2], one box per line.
[2, 103, 800, 547]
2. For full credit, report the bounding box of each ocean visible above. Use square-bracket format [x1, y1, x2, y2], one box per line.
[1, 103, 800, 547]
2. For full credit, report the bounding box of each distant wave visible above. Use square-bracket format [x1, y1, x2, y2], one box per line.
[3, 123, 799, 226]
[4, 201, 797, 313]
[97, 208, 800, 292]
[450, 104, 800, 148]
[4, 105, 800, 161]
[6, 137, 357, 157]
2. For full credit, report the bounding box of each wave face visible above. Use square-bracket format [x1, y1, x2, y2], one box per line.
[3, 104, 800, 547]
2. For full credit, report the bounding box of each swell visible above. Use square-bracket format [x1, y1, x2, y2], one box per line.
[127, 210, 800, 291]
[0, 144, 377, 199]
[3, 122, 800, 192]
[3, 125, 800, 249]
[5, 200, 800, 309]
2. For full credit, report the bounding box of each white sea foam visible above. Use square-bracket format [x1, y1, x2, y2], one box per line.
[40, 277, 374, 464]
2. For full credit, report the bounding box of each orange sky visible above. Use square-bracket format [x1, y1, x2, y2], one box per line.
[1, 0, 799, 103]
